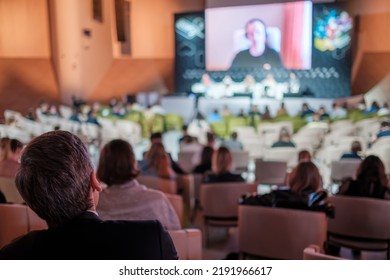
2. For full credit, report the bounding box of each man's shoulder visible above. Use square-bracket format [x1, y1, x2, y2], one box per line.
[0, 219, 175, 260]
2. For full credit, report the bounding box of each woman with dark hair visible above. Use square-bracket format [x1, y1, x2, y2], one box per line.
[192, 146, 214, 174]
[241, 162, 332, 215]
[338, 155, 389, 199]
[0, 138, 23, 178]
[271, 127, 295, 148]
[96, 139, 180, 230]
[203, 146, 244, 183]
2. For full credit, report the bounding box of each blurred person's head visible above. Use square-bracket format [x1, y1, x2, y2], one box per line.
[15, 131, 101, 228]
[278, 127, 291, 142]
[231, 132, 238, 140]
[245, 19, 267, 54]
[288, 162, 322, 194]
[150, 132, 163, 144]
[356, 155, 388, 188]
[351, 141, 362, 154]
[0, 137, 11, 161]
[97, 139, 139, 187]
[298, 150, 312, 162]
[145, 142, 170, 169]
[212, 146, 233, 174]
[8, 139, 23, 162]
[380, 121, 390, 131]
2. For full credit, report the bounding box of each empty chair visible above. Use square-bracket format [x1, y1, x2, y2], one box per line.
[255, 160, 287, 186]
[231, 150, 249, 172]
[330, 160, 361, 184]
[0, 177, 24, 204]
[239, 205, 327, 259]
[200, 182, 257, 246]
[137, 175, 177, 194]
[263, 147, 298, 168]
[168, 229, 202, 260]
[327, 196, 390, 259]
[177, 150, 198, 173]
[242, 139, 264, 159]
[303, 244, 344, 260]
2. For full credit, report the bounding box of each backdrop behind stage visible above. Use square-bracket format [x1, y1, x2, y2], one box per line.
[174, 1, 353, 99]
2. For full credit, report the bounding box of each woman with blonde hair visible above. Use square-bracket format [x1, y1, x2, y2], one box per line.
[143, 142, 176, 179]
[203, 146, 244, 183]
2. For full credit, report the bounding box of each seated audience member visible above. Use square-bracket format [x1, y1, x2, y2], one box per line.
[318, 106, 330, 121]
[192, 146, 214, 174]
[187, 113, 210, 145]
[0, 137, 11, 161]
[261, 106, 272, 120]
[149, 132, 187, 175]
[377, 102, 390, 117]
[141, 143, 176, 179]
[222, 132, 243, 151]
[272, 127, 296, 148]
[237, 109, 246, 118]
[86, 110, 101, 127]
[376, 121, 390, 139]
[69, 108, 81, 123]
[178, 125, 192, 144]
[96, 139, 180, 230]
[276, 102, 288, 117]
[364, 101, 380, 115]
[330, 102, 347, 119]
[203, 146, 244, 183]
[207, 109, 223, 123]
[25, 108, 36, 121]
[298, 150, 312, 162]
[249, 104, 262, 117]
[0, 131, 177, 259]
[340, 141, 363, 160]
[0, 139, 23, 178]
[338, 155, 389, 199]
[241, 162, 333, 216]
[300, 103, 314, 118]
[220, 105, 231, 117]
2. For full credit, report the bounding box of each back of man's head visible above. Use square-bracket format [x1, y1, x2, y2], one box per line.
[15, 130, 93, 228]
[351, 141, 362, 153]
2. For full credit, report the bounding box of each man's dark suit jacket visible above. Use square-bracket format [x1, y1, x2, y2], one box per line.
[0, 211, 178, 260]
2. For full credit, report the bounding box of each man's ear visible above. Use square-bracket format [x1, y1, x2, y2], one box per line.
[90, 172, 102, 192]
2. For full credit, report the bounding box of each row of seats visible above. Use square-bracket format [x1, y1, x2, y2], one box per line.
[199, 182, 390, 259]
[0, 203, 202, 260]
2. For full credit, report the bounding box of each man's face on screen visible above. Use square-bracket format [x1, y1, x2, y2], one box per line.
[246, 21, 266, 47]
